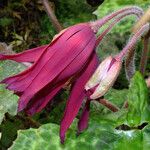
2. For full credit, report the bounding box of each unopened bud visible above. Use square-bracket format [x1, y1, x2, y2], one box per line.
[85, 56, 122, 99]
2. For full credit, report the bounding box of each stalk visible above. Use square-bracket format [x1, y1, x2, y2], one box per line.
[139, 29, 150, 75]
[42, 0, 63, 32]
[91, 6, 143, 33]
[126, 8, 150, 78]
[96, 10, 142, 46]
[116, 23, 149, 60]
[97, 99, 120, 112]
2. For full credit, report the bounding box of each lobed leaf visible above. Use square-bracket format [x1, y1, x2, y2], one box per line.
[0, 61, 25, 124]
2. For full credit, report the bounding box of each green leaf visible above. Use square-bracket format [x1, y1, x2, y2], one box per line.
[126, 72, 149, 126]
[0, 61, 25, 124]
[9, 119, 118, 150]
[10, 117, 150, 150]
[113, 124, 150, 150]
[105, 89, 128, 108]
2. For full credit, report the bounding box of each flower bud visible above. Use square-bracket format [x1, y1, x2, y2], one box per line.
[85, 56, 122, 99]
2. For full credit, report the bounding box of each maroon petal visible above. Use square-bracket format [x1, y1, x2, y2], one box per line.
[17, 27, 94, 111]
[0, 23, 86, 63]
[0, 45, 47, 63]
[24, 80, 67, 115]
[1, 23, 87, 86]
[54, 37, 96, 82]
[60, 52, 99, 143]
[77, 100, 91, 134]
[24, 32, 96, 115]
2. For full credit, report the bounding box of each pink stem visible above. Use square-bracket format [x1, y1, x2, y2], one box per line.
[96, 10, 142, 46]
[97, 99, 120, 112]
[91, 6, 143, 32]
[139, 29, 150, 75]
[42, 0, 63, 32]
[116, 23, 149, 60]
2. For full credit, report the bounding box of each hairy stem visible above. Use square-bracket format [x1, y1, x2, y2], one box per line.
[42, 0, 63, 32]
[125, 46, 136, 81]
[96, 10, 142, 46]
[97, 98, 120, 112]
[139, 29, 150, 75]
[124, 8, 150, 79]
[91, 6, 143, 33]
[116, 23, 149, 60]
[132, 8, 150, 33]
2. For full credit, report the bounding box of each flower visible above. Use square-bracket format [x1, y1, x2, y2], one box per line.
[85, 56, 122, 99]
[0, 23, 97, 112]
[0, 6, 144, 143]
[85, 23, 149, 100]
[0, 23, 99, 142]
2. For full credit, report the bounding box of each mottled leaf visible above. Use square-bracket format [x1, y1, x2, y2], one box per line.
[127, 72, 149, 126]
[0, 61, 25, 124]
[10, 117, 150, 150]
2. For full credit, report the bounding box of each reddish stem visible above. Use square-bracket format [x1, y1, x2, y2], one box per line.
[96, 10, 142, 46]
[116, 24, 149, 60]
[42, 0, 63, 32]
[97, 98, 120, 112]
[139, 29, 150, 75]
[92, 6, 143, 33]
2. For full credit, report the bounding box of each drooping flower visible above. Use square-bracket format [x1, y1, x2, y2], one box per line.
[85, 23, 149, 100]
[1, 23, 97, 112]
[60, 6, 143, 142]
[0, 6, 144, 143]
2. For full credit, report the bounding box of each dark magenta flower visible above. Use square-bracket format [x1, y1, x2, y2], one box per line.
[0, 6, 143, 143]
[0, 23, 99, 143]
[0, 23, 96, 112]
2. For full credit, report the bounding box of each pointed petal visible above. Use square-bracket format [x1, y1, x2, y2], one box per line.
[60, 52, 99, 143]
[1, 23, 87, 86]
[17, 27, 94, 111]
[23, 80, 67, 115]
[0, 45, 47, 63]
[0, 24, 85, 63]
[77, 100, 90, 134]
[4, 24, 91, 91]
[55, 37, 96, 82]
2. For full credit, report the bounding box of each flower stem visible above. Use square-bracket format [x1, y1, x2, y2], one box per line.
[97, 98, 120, 112]
[132, 8, 150, 33]
[96, 10, 142, 46]
[122, 100, 128, 109]
[125, 46, 136, 81]
[139, 29, 150, 75]
[42, 0, 63, 32]
[116, 23, 149, 61]
[91, 6, 143, 33]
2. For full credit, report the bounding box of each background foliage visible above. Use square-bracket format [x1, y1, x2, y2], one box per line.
[0, 0, 150, 150]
